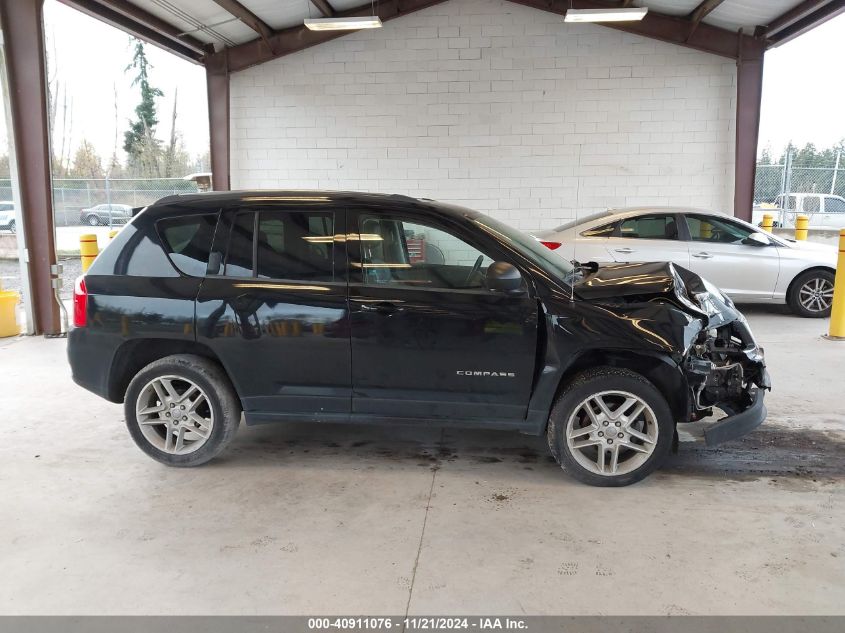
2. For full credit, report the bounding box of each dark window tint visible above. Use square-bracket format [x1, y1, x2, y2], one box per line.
[686, 215, 754, 244]
[804, 197, 820, 213]
[158, 214, 218, 276]
[359, 214, 495, 290]
[782, 196, 797, 210]
[826, 197, 845, 213]
[581, 221, 616, 237]
[224, 212, 255, 277]
[256, 211, 335, 281]
[618, 215, 679, 240]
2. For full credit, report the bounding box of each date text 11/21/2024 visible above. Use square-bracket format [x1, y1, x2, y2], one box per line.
[307, 617, 528, 630]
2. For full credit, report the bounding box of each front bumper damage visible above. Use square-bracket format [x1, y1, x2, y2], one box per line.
[682, 288, 771, 446]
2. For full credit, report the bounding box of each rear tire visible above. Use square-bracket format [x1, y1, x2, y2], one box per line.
[547, 367, 674, 487]
[86, 215, 100, 226]
[787, 269, 835, 318]
[124, 354, 241, 467]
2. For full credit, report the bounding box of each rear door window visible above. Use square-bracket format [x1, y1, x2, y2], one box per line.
[256, 211, 335, 281]
[825, 198, 845, 213]
[157, 213, 219, 276]
[220, 209, 337, 282]
[617, 215, 679, 240]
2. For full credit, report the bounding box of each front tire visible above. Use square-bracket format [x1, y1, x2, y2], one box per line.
[124, 354, 241, 467]
[787, 269, 834, 318]
[547, 367, 674, 486]
[86, 215, 100, 226]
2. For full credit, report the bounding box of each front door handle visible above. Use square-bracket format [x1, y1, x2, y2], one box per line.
[614, 247, 634, 254]
[692, 252, 714, 259]
[360, 301, 402, 315]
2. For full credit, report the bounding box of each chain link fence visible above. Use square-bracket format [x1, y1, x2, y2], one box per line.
[754, 152, 844, 205]
[0, 177, 199, 227]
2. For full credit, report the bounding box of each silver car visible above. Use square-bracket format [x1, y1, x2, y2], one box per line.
[80, 203, 133, 226]
[0, 201, 15, 233]
[535, 207, 838, 318]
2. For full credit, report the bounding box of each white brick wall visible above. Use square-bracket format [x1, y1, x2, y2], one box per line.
[230, 0, 737, 232]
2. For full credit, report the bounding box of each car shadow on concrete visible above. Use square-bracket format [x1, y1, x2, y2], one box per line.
[215, 419, 845, 484]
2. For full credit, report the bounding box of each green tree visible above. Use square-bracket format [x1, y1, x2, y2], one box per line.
[123, 40, 163, 176]
[69, 140, 104, 179]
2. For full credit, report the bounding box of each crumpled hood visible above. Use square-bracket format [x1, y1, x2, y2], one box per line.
[573, 261, 741, 328]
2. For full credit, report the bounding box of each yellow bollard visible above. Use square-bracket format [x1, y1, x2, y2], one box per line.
[827, 229, 845, 341]
[794, 215, 809, 241]
[761, 214, 774, 232]
[109, 230, 118, 240]
[0, 289, 20, 337]
[700, 221, 712, 240]
[80, 233, 99, 272]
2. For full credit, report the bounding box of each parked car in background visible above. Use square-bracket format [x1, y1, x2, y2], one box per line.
[751, 193, 845, 228]
[80, 203, 133, 226]
[67, 191, 770, 486]
[534, 207, 838, 317]
[0, 201, 16, 233]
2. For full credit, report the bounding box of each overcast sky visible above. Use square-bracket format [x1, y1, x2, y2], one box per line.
[1, 2, 843, 164]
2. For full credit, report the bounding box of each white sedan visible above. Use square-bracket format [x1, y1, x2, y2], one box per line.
[534, 207, 838, 318]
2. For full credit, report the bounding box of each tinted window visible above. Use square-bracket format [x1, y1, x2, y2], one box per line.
[618, 215, 679, 240]
[686, 215, 754, 244]
[224, 212, 255, 278]
[157, 214, 218, 276]
[359, 215, 494, 290]
[804, 197, 820, 213]
[256, 211, 334, 281]
[581, 221, 616, 237]
[782, 196, 797, 210]
[826, 198, 845, 213]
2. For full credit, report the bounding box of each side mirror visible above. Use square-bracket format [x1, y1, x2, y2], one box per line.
[743, 233, 771, 247]
[486, 261, 524, 295]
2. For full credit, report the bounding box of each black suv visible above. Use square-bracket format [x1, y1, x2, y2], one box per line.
[68, 191, 770, 486]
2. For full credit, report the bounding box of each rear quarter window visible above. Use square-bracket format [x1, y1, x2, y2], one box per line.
[157, 214, 219, 276]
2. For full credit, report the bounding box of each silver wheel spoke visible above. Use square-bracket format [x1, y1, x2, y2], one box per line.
[609, 445, 620, 473]
[596, 445, 606, 473]
[626, 426, 655, 444]
[572, 438, 601, 450]
[568, 424, 595, 440]
[619, 439, 649, 454]
[592, 396, 613, 419]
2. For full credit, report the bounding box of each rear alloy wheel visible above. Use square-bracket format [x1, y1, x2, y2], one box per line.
[788, 270, 835, 318]
[547, 368, 673, 486]
[87, 215, 100, 226]
[125, 354, 241, 467]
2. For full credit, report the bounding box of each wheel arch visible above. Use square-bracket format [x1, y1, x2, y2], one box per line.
[786, 265, 836, 300]
[784, 264, 836, 303]
[552, 349, 689, 426]
[107, 338, 237, 404]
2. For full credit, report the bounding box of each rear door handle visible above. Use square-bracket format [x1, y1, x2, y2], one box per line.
[614, 248, 634, 254]
[360, 301, 402, 315]
[692, 252, 714, 259]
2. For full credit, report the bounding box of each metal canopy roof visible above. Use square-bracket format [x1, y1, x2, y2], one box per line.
[60, 0, 845, 67]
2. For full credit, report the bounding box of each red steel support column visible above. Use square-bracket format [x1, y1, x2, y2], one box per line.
[206, 50, 231, 191]
[734, 39, 766, 221]
[0, 0, 60, 334]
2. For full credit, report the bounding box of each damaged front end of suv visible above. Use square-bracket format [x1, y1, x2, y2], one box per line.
[571, 262, 771, 446]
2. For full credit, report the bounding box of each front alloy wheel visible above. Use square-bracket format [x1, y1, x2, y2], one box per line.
[87, 215, 100, 226]
[788, 270, 835, 318]
[565, 391, 659, 476]
[548, 367, 673, 486]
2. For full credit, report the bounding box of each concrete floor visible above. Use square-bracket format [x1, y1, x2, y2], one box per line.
[0, 306, 843, 615]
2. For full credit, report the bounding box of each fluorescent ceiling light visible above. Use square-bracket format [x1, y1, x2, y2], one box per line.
[304, 17, 382, 31]
[564, 8, 648, 22]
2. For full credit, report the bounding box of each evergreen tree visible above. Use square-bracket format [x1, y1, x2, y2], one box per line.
[123, 40, 163, 176]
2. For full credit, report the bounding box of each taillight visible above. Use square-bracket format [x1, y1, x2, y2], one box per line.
[73, 277, 88, 327]
[539, 241, 562, 250]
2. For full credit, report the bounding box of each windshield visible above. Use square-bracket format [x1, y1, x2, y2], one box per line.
[471, 213, 575, 280]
